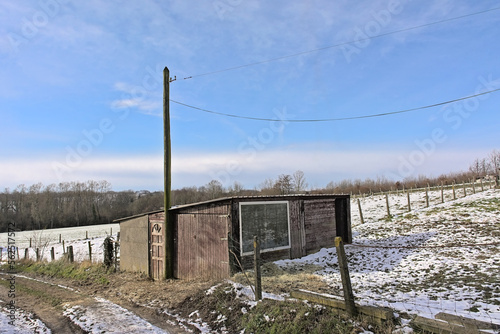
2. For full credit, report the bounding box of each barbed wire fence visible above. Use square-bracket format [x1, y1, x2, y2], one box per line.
[342, 180, 500, 331]
[0, 230, 120, 267]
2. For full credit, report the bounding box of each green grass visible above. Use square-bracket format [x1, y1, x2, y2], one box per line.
[2, 260, 111, 285]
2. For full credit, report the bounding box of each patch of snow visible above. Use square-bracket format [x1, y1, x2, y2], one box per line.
[63, 297, 169, 333]
[0, 305, 51, 334]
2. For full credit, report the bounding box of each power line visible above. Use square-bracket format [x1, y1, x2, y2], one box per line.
[170, 87, 500, 122]
[181, 7, 500, 80]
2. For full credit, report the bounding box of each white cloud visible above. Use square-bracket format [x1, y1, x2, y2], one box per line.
[111, 81, 162, 114]
[0, 147, 486, 191]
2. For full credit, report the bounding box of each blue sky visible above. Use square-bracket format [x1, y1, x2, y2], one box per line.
[1, 0, 499, 191]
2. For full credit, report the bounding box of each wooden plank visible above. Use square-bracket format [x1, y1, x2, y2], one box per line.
[289, 200, 303, 259]
[290, 290, 394, 323]
[411, 315, 492, 334]
[435, 312, 500, 330]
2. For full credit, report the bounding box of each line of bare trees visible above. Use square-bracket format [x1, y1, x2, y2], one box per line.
[324, 150, 500, 195]
[1, 151, 498, 232]
[0, 180, 164, 232]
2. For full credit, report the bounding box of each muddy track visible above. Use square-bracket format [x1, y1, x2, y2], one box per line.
[0, 273, 190, 333]
[0, 273, 87, 333]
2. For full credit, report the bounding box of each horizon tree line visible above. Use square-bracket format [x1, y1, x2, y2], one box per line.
[1, 150, 498, 232]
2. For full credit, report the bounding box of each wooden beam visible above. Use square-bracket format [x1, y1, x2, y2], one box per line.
[435, 312, 500, 330]
[290, 290, 394, 325]
[412, 316, 492, 334]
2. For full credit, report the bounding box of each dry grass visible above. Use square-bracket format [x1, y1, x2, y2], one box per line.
[232, 262, 332, 296]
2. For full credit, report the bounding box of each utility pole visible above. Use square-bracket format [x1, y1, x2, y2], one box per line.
[164, 67, 173, 279]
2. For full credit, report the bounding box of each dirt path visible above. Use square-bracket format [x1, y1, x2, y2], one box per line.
[0, 274, 87, 333]
[0, 273, 190, 333]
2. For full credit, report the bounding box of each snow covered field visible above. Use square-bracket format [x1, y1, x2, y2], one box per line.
[0, 224, 120, 263]
[278, 187, 500, 325]
[1, 187, 499, 332]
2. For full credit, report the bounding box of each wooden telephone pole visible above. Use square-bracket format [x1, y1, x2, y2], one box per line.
[164, 67, 173, 279]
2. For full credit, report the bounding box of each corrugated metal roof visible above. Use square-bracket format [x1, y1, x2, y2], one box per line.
[115, 193, 349, 222]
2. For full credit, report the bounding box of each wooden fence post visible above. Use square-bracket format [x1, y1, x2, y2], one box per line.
[425, 188, 429, 208]
[463, 182, 467, 197]
[480, 178, 484, 192]
[24, 248, 28, 260]
[50, 247, 55, 261]
[407, 191, 411, 212]
[253, 236, 262, 301]
[29, 238, 32, 248]
[440, 183, 444, 203]
[86, 231, 88, 239]
[104, 237, 113, 268]
[88, 241, 92, 263]
[62, 240, 65, 254]
[335, 237, 357, 317]
[452, 183, 456, 200]
[68, 246, 74, 263]
[385, 194, 391, 217]
[59, 234, 62, 243]
[472, 180, 476, 194]
[36, 248, 40, 262]
[357, 199, 364, 225]
[114, 241, 118, 271]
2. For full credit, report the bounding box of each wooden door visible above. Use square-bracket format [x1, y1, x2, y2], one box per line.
[149, 221, 164, 280]
[303, 199, 336, 253]
[175, 211, 230, 280]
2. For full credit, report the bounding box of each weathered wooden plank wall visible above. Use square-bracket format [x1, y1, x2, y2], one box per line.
[289, 200, 306, 259]
[119, 215, 150, 274]
[304, 199, 336, 253]
[174, 204, 230, 280]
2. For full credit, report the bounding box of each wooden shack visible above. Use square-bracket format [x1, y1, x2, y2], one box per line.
[116, 194, 351, 280]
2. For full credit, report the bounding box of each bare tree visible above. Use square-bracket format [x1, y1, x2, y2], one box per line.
[228, 181, 244, 195]
[489, 150, 500, 175]
[259, 178, 278, 195]
[292, 170, 308, 193]
[29, 230, 51, 261]
[274, 174, 294, 195]
[206, 180, 224, 200]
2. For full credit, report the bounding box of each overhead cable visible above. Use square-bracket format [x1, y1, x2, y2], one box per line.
[181, 7, 500, 80]
[170, 87, 500, 122]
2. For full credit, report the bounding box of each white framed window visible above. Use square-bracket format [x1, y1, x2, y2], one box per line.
[239, 201, 291, 255]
